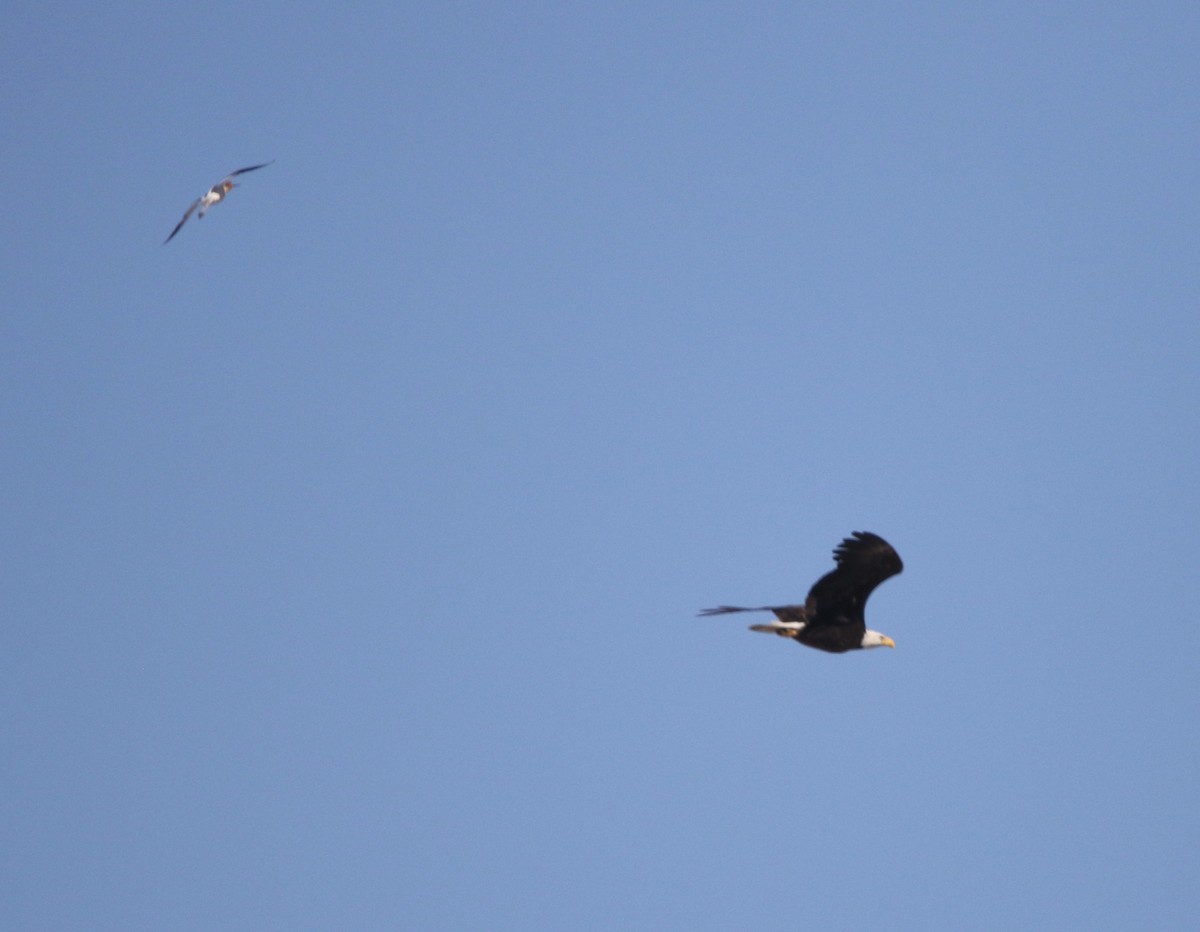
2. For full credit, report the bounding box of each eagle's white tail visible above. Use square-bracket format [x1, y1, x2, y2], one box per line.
[749, 621, 805, 637]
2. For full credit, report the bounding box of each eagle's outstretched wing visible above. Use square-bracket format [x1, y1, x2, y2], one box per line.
[805, 531, 903, 625]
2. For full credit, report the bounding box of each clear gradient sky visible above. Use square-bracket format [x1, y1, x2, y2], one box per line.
[3, 3, 1198, 929]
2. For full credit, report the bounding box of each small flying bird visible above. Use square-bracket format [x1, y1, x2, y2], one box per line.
[700, 531, 903, 654]
[163, 161, 274, 244]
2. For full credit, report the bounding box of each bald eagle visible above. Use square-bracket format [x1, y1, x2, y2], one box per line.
[700, 531, 902, 654]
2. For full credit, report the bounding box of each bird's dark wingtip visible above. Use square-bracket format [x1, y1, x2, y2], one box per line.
[231, 160, 275, 176]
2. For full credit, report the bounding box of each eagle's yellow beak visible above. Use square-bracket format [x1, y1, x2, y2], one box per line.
[881, 636, 896, 648]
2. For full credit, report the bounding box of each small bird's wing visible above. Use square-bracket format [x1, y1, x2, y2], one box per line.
[804, 531, 903, 626]
[163, 198, 201, 244]
[227, 160, 274, 177]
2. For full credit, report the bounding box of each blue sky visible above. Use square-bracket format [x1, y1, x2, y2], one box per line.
[3, 2, 1198, 929]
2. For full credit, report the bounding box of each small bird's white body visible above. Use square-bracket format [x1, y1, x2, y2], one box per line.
[197, 185, 229, 218]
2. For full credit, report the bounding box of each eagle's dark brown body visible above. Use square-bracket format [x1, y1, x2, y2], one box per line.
[701, 531, 903, 653]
